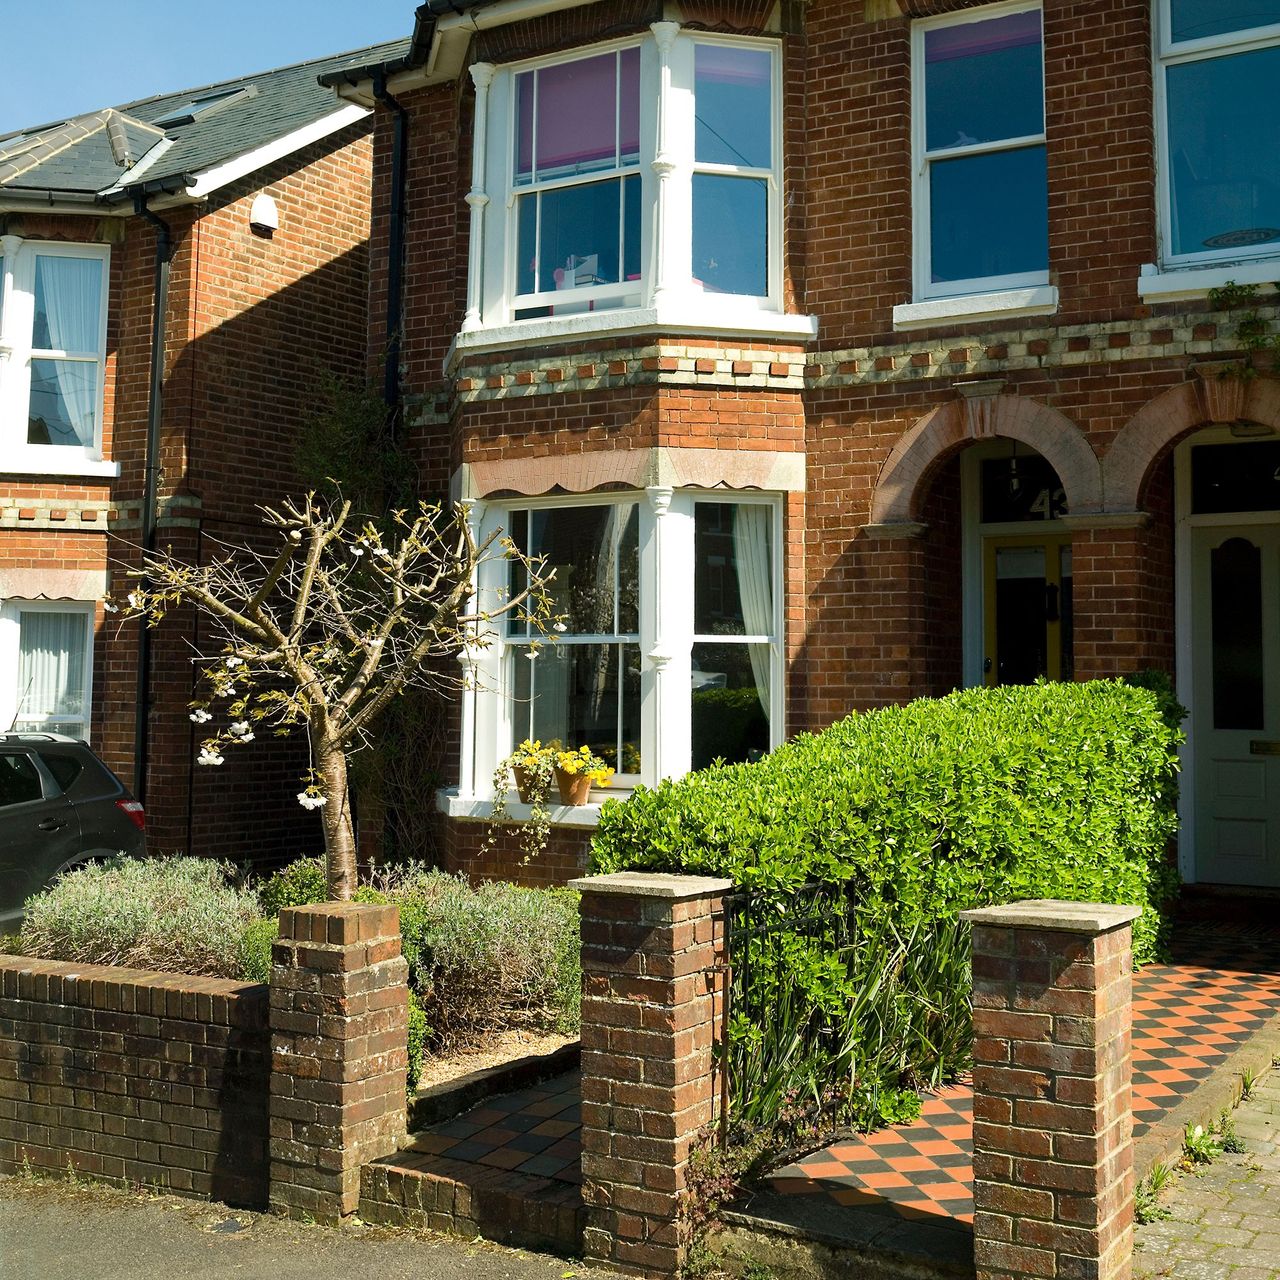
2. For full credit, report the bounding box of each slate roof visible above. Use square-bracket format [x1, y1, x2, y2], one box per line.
[0, 38, 411, 205]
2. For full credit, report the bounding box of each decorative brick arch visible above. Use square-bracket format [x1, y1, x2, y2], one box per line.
[1105, 374, 1280, 511]
[870, 394, 1103, 525]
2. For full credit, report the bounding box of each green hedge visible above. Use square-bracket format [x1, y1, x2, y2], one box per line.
[592, 680, 1181, 1138]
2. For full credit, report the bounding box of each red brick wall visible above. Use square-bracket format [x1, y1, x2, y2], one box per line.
[0, 953, 269, 1206]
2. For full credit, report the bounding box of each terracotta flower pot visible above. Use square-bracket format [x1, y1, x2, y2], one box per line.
[512, 764, 539, 805]
[554, 767, 593, 806]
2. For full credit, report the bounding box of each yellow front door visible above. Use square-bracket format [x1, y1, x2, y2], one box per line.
[983, 534, 1074, 686]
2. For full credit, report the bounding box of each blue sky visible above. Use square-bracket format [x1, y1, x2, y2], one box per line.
[0, 2, 415, 134]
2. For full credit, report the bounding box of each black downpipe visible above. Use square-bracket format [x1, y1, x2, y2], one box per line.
[131, 194, 173, 803]
[372, 72, 409, 431]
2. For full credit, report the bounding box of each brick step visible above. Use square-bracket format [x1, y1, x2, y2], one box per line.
[359, 1150, 584, 1254]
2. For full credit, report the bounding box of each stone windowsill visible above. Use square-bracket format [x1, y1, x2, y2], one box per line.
[1137, 258, 1280, 303]
[436, 787, 627, 829]
[891, 285, 1059, 332]
[0, 453, 120, 479]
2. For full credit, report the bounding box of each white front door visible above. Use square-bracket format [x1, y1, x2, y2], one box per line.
[1191, 524, 1280, 885]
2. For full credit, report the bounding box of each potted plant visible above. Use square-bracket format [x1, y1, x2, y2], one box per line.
[486, 739, 558, 864]
[553, 745, 615, 805]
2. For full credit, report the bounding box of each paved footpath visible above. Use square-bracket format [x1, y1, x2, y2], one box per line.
[1135, 1071, 1280, 1280]
[0, 1176, 616, 1280]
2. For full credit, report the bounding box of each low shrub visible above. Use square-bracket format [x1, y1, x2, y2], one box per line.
[406, 990, 428, 1092]
[238, 915, 279, 985]
[19, 857, 261, 979]
[258, 856, 327, 914]
[592, 680, 1182, 1142]
[391, 869, 580, 1046]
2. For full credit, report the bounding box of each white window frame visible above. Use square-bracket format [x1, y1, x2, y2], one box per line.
[454, 488, 784, 817]
[0, 600, 95, 742]
[468, 30, 791, 347]
[910, 0, 1048, 302]
[506, 41, 646, 318]
[1153, 1, 1280, 271]
[0, 239, 116, 478]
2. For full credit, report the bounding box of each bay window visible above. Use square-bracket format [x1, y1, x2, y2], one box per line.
[456, 490, 782, 811]
[463, 28, 807, 344]
[1156, 1, 1280, 265]
[909, 3, 1049, 302]
[0, 239, 112, 474]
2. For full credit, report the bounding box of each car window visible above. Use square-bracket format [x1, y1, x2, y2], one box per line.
[0, 754, 45, 807]
[38, 753, 82, 793]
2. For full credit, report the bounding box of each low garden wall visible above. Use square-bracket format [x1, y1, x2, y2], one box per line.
[0, 954, 269, 1205]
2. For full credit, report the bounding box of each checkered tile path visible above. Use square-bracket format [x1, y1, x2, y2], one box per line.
[768, 925, 1280, 1225]
[402, 1070, 582, 1184]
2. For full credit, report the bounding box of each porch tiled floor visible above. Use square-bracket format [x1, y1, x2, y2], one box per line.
[768, 923, 1280, 1226]
[384, 921, 1280, 1245]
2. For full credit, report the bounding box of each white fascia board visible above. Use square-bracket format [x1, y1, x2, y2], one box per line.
[183, 103, 370, 200]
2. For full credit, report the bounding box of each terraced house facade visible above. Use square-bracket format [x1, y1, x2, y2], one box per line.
[325, 0, 1280, 888]
[0, 46, 391, 863]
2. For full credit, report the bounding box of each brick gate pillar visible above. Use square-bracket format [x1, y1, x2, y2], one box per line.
[961, 900, 1140, 1280]
[570, 871, 732, 1278]
[268, 903, 408, 1222]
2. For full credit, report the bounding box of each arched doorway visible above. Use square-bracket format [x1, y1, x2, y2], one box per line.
[960, 439, 1073, 688]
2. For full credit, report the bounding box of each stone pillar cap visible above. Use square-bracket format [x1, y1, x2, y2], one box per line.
[960, 899, 1141, 935]
[569, 871, 733, 900]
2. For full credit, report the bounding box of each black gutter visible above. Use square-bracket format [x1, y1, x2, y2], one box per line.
[371, 72, 410, 430]
[130, 192, 174, 804]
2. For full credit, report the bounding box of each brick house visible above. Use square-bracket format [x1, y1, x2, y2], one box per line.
[323, 0, 1280, 890]
[0, 43, 400, 860]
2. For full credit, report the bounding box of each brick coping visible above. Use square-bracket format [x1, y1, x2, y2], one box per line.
[0, 951, 266, 1000]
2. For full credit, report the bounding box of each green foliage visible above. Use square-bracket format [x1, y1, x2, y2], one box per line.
[406, 989, 429, 1093]
[1241, 1066, 1258, 1099]
[1219, 1110, 1246, 1154]
[259, 858, 581, 1049]
[258, 857, 327, 914]
[1183, 1123, 1222, 1165]
[237, 915, 279, 985]
[295, 374, 415, 512]
[1135, 1162, 1174, 1224]
[592, 680, 1182, 1144]
[1207, 281, 1280, 376]
[20, 857, 261, 979]
[392, 869, 581, 1045]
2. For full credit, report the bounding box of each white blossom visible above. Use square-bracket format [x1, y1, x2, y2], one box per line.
[372, 546, 391, 558]
[553, 622, 567, 633]
[225, 656, 243, 669]
[189, 708, 212, 724]
[229, 721, 251, 737]
[102, 600, 119, 614]
[350, 546, 364, 557]
[197, 747, 224, 767]
[297, 790, 328, 810]
[127, 591, 145, 610]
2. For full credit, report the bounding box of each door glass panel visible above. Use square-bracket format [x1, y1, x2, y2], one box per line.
[1210, 537, 1264, 730]
[1059, 545, 1074, 680]
[995, 545, 1048, 685]
[1191, 441, 1280, 514]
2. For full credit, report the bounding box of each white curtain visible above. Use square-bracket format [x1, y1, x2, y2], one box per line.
[32, 255, 101, 448]
[16, 611, 87, 737]
[732, 505, 773, 717]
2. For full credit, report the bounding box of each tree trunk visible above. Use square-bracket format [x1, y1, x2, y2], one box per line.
[314, 735, 357, 900]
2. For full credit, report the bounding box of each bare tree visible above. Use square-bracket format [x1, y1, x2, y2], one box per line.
[116, 494, 551, 899]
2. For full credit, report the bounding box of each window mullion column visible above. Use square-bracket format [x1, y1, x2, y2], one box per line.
[649, 23, 692, 310]
[641, 486, 693, 785]
[0, 236, 26, 447]
[468, 502, 509, 800]
[463, 63, 496, 333]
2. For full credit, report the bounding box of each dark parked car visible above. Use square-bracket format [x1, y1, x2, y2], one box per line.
[0, 734, 145, 931]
